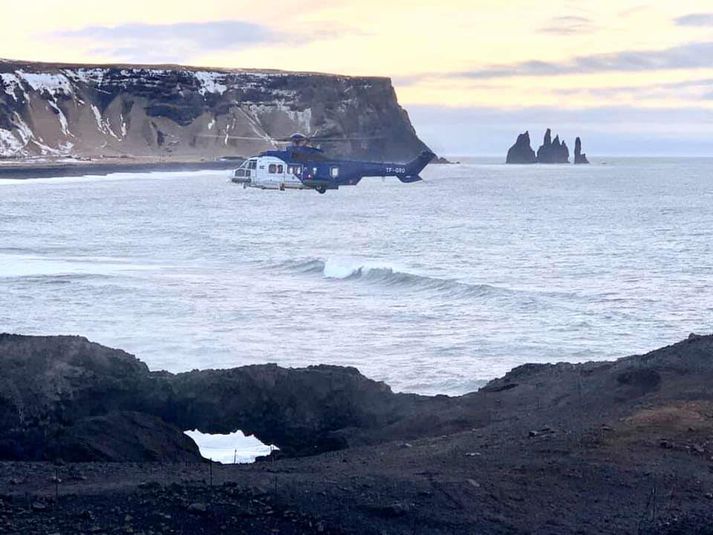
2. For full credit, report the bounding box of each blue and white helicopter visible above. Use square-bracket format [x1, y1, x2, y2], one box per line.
[230, 133, 435, 194]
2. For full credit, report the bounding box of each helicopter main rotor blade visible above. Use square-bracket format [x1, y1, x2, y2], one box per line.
[196, 134, 275, 141]
[271, 135, 386, 142]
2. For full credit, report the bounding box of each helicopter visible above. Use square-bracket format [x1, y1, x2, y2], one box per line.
[228, 133, 436, 194]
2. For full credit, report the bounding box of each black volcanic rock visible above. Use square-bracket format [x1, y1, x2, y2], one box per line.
[574, 136, 590, 164]
[3, 334, 713, 532]
[506, 131, 537, 164]
[536, 128, 570, 163]
[0, 334, 428, 460]
[3, 332, 713, 466]
[49, 412, 202, 462]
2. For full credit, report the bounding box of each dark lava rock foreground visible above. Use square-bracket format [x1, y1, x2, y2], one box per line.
[1, 333, 713, 533]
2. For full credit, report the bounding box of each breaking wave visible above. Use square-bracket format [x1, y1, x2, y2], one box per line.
[277, 258, 527, 300]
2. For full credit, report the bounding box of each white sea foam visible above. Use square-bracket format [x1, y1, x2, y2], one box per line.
[321, 257, 401, 279]
[0, 254, 159, 279]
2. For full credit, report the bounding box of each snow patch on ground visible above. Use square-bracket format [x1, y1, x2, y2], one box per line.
[64, 68, 106, 85]
[17, 71, 72, 96]
[287, 107, 312, 132]
[249, 102, 313, 133]
[47, 101, 70, 136]
[12, 114, 33, 145]
[194, 72, 228, 96]
[0, 73, 23, 100]
[0, 129, 24, 156]
[90, 104, 118, 138]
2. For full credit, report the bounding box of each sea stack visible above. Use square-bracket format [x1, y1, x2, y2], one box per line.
[574, 137, 590, 164]
[536, 129, 570, 163]
[506, 131, 537, 164]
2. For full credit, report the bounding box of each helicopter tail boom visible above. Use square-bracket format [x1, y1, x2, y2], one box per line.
[396, 150, 436, 182]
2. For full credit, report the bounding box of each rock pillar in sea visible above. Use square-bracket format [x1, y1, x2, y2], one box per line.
[536, 128, 570, 163]
[574, 137, 590, 164]
[506, 131, 537, 164]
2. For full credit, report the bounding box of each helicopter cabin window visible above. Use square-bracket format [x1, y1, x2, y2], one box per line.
[330, 166, 340, 178]
[277, 165, 284, 174]
[268, 164, 277, 174]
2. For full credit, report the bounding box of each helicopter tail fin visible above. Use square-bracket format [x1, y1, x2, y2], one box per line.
[397, 150, 435, 183]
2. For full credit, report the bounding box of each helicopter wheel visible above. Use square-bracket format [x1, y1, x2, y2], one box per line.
[316, 186, 327, 194]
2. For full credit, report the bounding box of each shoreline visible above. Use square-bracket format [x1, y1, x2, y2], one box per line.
[0, 159, 243, 180]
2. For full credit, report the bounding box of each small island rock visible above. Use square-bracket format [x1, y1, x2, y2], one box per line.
[536, 129, 570, 164]
[506, 131, 537, 164]
[574, 137, 590, 164]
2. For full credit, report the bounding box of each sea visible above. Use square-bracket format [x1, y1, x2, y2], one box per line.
[1, 158, 712, 458]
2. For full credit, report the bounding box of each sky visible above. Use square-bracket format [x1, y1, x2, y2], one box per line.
[1, 0, 713, 156]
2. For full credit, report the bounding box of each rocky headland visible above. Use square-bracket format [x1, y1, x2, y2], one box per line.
[506, 128, 590, 164]
[0, 332, 712, 532]
[0, 60, 430, 175]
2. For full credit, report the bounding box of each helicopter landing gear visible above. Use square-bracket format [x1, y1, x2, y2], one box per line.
[316, 186, 327, 194]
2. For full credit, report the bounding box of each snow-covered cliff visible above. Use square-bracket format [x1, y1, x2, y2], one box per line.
[0, 60, 429, 162]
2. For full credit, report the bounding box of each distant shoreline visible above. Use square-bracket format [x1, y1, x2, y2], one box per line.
[0, 159, 243, 180]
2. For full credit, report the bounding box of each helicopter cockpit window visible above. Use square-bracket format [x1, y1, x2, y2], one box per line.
[269, 164, 277, 174]
[235, 169, 245, 177]
[248, 160, 257, 170]
[330, 166, 340, 178]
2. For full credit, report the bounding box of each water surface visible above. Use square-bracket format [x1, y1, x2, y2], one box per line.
[2, 159, 712, 395]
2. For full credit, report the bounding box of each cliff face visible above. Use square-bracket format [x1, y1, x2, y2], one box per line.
[0, 60, 429, 162]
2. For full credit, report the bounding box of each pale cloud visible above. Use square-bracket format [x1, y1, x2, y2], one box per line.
[408, 104, 713, 157]
[55, 21, 272, 50]
[460, 41, 713, 79]
[539, 16, 597, 35]
[53, 20, 273, 62]
[676, 13, 713, 26]
[1, 0, 713, 155]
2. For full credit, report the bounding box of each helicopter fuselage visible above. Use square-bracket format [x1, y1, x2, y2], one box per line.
[231, 146, 435, 193]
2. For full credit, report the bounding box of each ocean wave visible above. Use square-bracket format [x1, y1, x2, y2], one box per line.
[277, 258, 521, 300]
